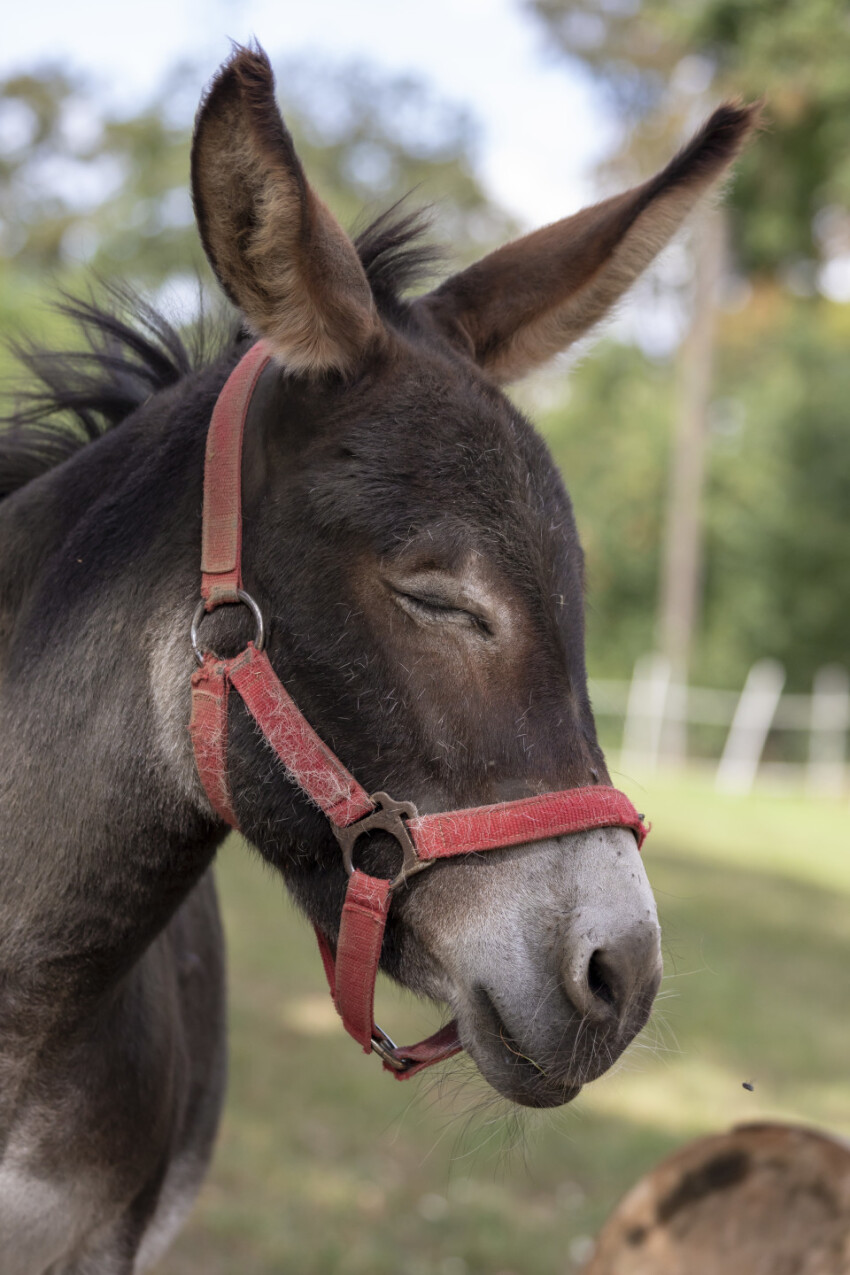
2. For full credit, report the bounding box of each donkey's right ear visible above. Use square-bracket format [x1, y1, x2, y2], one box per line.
[191, 46, 384, 376]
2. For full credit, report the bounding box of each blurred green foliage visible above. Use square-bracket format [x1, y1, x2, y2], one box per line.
[701, 297, 850, 686]
[0, 56, 513, 288]
[526, 0, 850, 278]
[525, 0, 850, 691]
[541, 297, 850, 690]
[0, 64, 201, 281]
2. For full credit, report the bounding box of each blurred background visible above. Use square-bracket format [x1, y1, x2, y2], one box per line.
[2, 2, 848, 1271]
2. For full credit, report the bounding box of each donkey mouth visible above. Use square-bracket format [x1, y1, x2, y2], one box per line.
[460, 987, 583, 1109]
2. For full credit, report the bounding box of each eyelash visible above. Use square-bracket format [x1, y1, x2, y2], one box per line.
[393, 590, 492, 636]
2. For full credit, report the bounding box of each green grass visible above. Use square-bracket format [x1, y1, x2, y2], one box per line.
[159, 771, 850, 1274]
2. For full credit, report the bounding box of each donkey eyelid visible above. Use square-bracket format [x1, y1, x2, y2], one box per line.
[390, 588, 492, 635]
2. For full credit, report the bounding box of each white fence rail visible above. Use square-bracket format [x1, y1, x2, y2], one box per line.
[590, 655, 850, 795]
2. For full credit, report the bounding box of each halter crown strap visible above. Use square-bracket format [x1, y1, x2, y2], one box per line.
[190, 342, 649, 1079]
[200, 340, 272, 607]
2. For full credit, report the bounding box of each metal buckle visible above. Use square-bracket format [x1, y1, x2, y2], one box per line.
[190, 589, 265, 667]
[332, 791, 431, 892]
[369, 1024, 409, 1071]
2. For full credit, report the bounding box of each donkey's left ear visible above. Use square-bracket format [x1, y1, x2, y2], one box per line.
[192, 45, 384, 375]
[417, 103, 760, 384]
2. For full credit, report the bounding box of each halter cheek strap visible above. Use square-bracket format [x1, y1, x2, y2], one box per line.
[189, 341, 649, 1078]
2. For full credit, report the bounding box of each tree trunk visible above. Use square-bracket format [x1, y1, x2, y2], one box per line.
[657, 204, 726, 760]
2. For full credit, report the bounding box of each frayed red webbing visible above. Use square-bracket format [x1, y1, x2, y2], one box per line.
[200, 341, 272, 608]
[190, 656, 239, 828]
[384, 1022, 462, 1078]
[409, 787, 647, 859]
[228, 644, 374, 827]
[313, 921, 463, 1078]
[333, 870, 391, 1052]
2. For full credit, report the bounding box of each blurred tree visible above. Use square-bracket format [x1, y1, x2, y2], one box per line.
[701, 298, 850, 688]
[538, 341, 673, 678]
[525, 0, 850, 708]
[0, 65, 194, 280]
[526, 0, 850, 280]
[0, 56, 513, 289]
[542, 298, 850, 695]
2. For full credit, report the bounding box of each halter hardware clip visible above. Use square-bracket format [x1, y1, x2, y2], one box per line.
[369, 1025, 409, 1071]
[332, 792, 432, 892]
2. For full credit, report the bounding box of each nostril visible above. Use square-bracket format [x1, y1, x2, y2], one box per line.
[562, 924, 661, 1027]
[587, 950, 616, 1008]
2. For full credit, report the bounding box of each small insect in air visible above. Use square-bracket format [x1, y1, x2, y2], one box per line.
[742, 1080, 755, 1092]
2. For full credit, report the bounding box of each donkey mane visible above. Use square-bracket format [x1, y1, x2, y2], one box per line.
[0, 204, 436, 501]
[354, 202, 440, 310]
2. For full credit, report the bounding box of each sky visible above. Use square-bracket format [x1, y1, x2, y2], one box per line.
[4, 0, 706, 348]
[3, 0, 617, 231]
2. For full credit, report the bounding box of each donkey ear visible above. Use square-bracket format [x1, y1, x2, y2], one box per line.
[417, 103, 760, 384]
[191, 46, 384, 375]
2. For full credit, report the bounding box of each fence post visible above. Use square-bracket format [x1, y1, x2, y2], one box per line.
[807, 665, 850, 796]
[621, 653, 671, 775]
[716, 659, 785, 794]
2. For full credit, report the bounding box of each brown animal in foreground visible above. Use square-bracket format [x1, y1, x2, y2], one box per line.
[583, 1122, 850, 1274]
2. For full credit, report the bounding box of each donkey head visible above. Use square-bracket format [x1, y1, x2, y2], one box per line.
[190, 47, 755, 1107]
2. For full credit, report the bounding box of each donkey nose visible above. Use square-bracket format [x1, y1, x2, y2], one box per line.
[561, 918, 662, 1027]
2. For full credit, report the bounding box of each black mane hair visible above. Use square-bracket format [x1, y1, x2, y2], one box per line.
[0, 285, 229, 501]
[0, 205, 438, 501]
[354, 201, 440, 312]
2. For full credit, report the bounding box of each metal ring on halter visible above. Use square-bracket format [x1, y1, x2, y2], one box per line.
[190, 590, 265, 667]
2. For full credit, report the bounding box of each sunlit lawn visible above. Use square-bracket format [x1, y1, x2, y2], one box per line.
[159, 770, 850, 1275]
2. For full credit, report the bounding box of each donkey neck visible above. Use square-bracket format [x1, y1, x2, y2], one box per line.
[0, 365, 232, 1023]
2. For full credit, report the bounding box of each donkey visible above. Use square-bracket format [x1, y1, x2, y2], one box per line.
[0, 45, 755, 1273]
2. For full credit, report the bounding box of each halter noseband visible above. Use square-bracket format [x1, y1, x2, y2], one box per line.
[189, 341, 648, 1078]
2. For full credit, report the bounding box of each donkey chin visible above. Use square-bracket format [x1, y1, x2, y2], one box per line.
[402, 825, 662, 1108]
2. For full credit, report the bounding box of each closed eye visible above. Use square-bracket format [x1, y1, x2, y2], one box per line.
[391, 588, 492, 636]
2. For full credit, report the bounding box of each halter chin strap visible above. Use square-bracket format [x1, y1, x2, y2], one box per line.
[189, 341, 649, 1078]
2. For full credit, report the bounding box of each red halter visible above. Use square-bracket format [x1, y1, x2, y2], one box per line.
[189, 341, 648, 1078]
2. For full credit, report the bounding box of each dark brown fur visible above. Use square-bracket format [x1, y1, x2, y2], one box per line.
[0, 45, 755, 1271]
